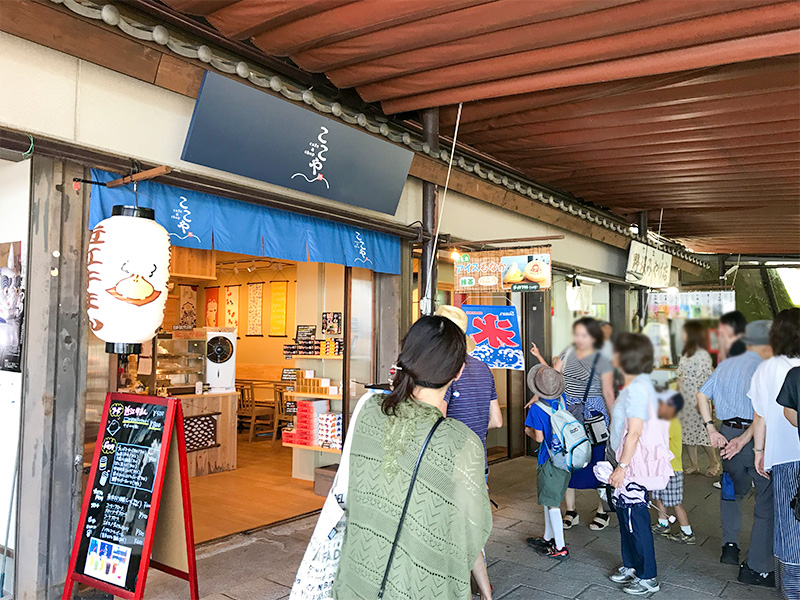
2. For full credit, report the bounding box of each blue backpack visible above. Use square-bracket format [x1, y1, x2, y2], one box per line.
[536, 397, 592, 472]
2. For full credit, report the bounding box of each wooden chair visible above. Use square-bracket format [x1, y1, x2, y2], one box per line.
[272, 384, 296, 446]
[237, 382, 274, 442]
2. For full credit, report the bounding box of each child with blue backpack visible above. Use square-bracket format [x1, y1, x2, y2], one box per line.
[525, 364, 591, 560]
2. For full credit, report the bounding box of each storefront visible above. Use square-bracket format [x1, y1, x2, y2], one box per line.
[76, 168, 404, 542]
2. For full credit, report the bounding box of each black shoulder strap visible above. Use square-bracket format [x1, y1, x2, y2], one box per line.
[582, 353, 601, 404]
[377, 416, 445, 599]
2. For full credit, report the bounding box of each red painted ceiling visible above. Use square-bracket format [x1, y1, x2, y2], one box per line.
[162, 0, 800, 253]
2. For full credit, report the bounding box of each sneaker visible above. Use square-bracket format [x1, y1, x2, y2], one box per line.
[668, 530, 696, 545]
[610, 566, 637, 584]
[651, 522, 670, 537]
[713, 480, 722, 489]
[526, 537, 552, 552]
[737, 563, 776, 587]
[544, 545, 569, 560]
[624, 578, 660, 595]
[720, 542, 740, 565]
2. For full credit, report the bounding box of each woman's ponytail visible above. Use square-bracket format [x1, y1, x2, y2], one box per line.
[382, 367, 416, 415]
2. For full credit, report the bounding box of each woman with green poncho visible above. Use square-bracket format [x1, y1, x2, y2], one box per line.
[333, 316, 493, 600]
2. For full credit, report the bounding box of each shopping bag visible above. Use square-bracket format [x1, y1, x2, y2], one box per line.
[289, 392, 375, 600]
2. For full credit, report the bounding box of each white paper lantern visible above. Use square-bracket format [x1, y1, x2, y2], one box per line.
[87, 206, 171, 354]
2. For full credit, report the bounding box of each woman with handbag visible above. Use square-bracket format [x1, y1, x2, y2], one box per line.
[531, 317, 615, 531]
[324, 316, 492, 600]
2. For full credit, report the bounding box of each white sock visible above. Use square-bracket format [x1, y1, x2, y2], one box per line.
[543, 506, 554, 541]
[681, 525, 693, 535]
[549, 507, 565, 549]
[659, 518, 669, 527]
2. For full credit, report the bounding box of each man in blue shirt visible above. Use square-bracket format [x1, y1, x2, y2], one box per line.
[438, 306, 502, 463]
[697, 320, 774, 586]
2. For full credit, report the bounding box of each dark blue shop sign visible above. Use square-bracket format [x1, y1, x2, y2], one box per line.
[181, 71, 414, 216]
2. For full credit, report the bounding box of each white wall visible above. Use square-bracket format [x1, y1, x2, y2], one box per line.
[0, 158, 30, 561]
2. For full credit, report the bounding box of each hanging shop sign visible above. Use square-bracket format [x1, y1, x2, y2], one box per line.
[181, 71, 414, 216]
[90, 169, 401, 275]
[86, 206, 171, 355]
[454, 247, 551, 294]
[648, 291, 736, 320]
[625, 240, 672, 288]
[462, 305, 524, 370]
[63, 393, 198, 600]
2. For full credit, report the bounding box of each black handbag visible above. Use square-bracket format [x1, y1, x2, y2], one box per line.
[575, 353, 609, 446]
[377, 416, 445, 599]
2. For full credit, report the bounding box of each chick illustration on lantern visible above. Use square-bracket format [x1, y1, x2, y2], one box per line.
[87, 205, 171, 354]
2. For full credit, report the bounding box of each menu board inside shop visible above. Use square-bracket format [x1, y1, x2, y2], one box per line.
[74, 396, 169, 592]
[454, 246, 552, 294]
[296, 325, 317, 341]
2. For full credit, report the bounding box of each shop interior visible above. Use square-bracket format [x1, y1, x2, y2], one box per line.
[86, 246, 366, 542]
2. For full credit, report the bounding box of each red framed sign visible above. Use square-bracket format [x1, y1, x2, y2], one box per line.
[63, 393, 198, 600]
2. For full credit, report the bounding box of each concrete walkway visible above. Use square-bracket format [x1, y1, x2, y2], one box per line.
[144, 456, 777, 600]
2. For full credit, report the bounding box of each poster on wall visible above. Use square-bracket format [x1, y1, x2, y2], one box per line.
[0, 242, 24, 372]
[454, 246, 551, 294]
[625, 240, 672, 288]
[224, 285, 239, 330]
[205, 287, 219, 327]
[246, 282, 263, 337]
[176, 285, 197, 330]
[462, 305, 524, 370]
[269, 281, 288, 337]
[322, 312, 342, 335]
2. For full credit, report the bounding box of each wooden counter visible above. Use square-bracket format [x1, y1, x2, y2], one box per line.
[177, 391, 238, 477]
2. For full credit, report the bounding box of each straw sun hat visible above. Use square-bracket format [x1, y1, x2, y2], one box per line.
[434, 305, 477, 354]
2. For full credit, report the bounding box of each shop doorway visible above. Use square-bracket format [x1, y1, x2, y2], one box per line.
[84, 249, 381, 542]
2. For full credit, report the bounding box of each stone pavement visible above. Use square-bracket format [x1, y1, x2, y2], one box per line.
[144, 456, 778, 600]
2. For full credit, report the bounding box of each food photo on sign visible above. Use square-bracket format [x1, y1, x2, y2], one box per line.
[454, 246, 552, 294]
[462, 305, 524, 370]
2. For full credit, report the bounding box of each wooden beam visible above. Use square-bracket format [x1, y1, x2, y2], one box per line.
[107, 165, 173, 187]
[408, 154, 704, 275]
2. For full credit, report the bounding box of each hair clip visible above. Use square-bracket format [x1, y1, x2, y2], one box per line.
[388, 363, 402, 385]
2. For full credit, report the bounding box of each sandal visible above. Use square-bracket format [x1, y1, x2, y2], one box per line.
[563, 510, 579, 529]
[705, 466, 722, 478]
[589, 512, 610, 531]
[684, 466, 699, 475]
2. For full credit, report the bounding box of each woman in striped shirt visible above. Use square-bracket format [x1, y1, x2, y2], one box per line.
[531, 317, 616, 531]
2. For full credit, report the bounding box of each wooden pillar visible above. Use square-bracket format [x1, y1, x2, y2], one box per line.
[16, 157, 89, 600]
[636, 211, 649, 330]
[419, 107, 439, 316]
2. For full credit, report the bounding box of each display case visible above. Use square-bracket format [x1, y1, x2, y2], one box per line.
[154, 335, 206, 395]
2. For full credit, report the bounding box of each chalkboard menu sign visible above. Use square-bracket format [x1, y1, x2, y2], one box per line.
[64, 393, 199, 600]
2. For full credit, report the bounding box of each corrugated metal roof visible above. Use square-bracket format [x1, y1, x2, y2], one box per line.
[162, 0, 800, 253]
